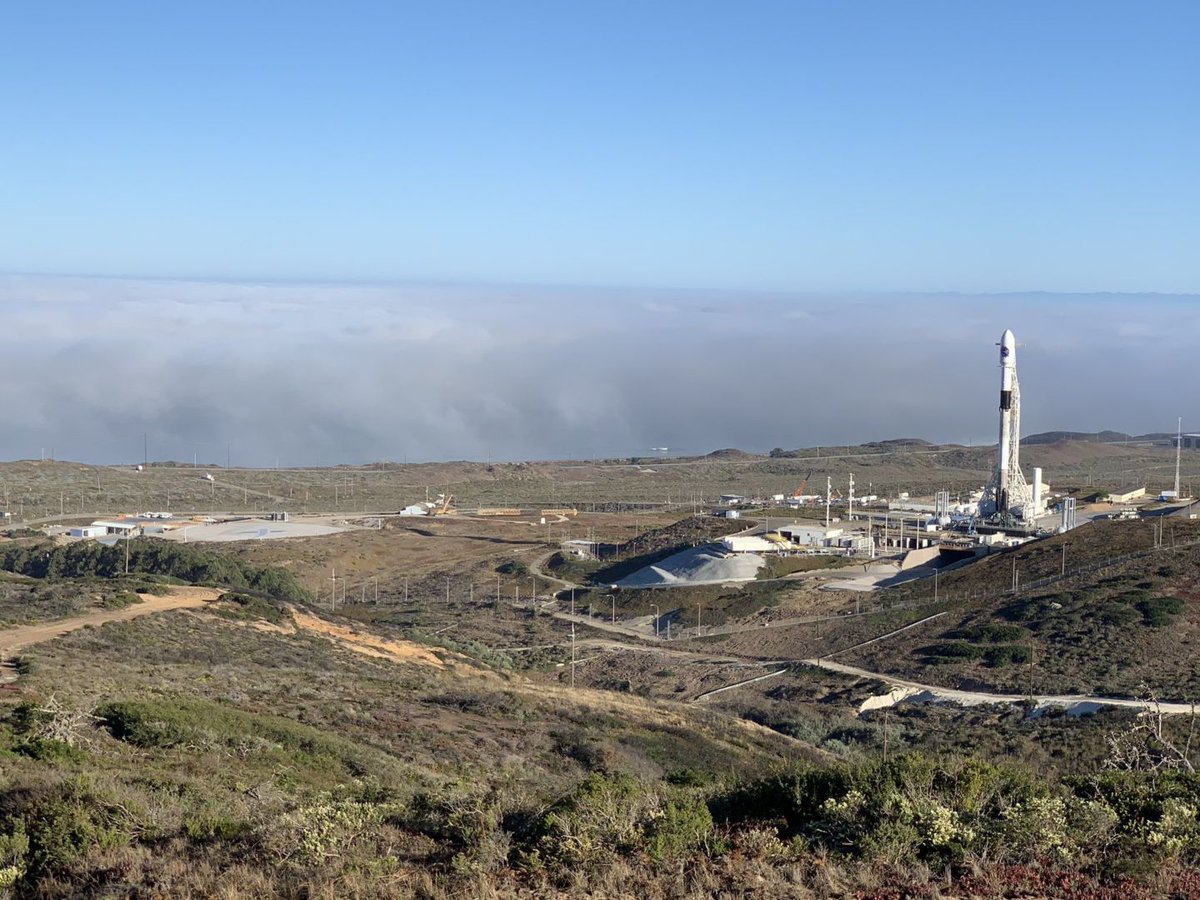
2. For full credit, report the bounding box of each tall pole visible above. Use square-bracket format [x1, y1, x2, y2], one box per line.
[825, 476, 832, 528]
[1176, 417, 1183, 499]
[570, 623, 576, 689]
[1061, 543, 1066, 577]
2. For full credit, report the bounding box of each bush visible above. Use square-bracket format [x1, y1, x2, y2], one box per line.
[919, 642, 985, 663]
[522, 773, 689, 870]
[984, 644, 1033, 667]
[0, 540, 309, 602]
[216, 592, 291, 626]
[645, 794, 713, 860]
[947, 624, 1027, 643]
[1137, 596, 1185, 628]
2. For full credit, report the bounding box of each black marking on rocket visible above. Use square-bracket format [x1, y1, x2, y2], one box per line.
[1000, 390, 1012, 411]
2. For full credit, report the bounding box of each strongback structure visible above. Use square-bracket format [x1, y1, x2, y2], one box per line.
[981, 329, 1033, 520]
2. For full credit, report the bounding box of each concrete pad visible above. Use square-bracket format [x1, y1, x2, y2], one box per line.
[158, 519, 345, 542]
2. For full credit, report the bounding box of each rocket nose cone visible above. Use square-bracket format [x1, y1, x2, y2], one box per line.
[1000, 329, 1016, 362]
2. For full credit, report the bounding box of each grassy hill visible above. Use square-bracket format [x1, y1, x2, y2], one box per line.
[844, 520, 1200, 699]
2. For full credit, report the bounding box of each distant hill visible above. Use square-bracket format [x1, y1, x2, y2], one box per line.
[1024, 430, 1173, 445]
[706, 448, 758, 460]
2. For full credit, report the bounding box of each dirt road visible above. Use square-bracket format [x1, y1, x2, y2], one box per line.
[0, 587, 223, 656]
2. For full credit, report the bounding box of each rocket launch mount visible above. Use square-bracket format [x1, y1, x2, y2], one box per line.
[980, 329, 1034, 523]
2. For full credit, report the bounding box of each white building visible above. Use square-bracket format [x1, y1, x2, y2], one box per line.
[91, 520, 139, 535]
[777, 525, 843, 548]
[721, 535, 779, 554]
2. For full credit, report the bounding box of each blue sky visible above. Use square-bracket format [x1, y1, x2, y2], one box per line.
[4, 1, 1198, 291]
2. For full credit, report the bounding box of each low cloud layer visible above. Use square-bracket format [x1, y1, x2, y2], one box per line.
[2, 275, 1197, 465]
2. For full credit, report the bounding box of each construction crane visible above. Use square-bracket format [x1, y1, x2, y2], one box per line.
[432, 492, 455, 515]
[791, 470, 814, 499]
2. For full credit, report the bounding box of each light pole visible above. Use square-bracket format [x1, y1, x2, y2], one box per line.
[653, 604, 660, 637]
[605, 593, 616, 625]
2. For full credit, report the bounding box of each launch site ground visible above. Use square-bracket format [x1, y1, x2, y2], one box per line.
[3, 437, 1200, 895]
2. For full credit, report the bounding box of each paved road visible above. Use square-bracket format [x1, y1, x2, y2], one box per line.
[804, 658, 1199, 716]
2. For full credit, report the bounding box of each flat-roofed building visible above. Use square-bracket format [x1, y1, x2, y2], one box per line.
[1109, 486, 1146, 504]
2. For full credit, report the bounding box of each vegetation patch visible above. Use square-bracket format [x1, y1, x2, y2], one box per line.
[0, 539, 309, 602]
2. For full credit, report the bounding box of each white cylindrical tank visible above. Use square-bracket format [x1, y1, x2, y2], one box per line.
[1032, 467, 1043, 512]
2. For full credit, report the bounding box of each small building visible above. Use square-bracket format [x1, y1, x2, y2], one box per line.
[719, 494, 748, 506]
[721, 535, 779, 554]
[1109, 486, 1146, 504]
[778, 525, 842, 547]
[1183, 434, 1200, 450]
[91, 520, 140, 536]
[69, 525, 106, 538]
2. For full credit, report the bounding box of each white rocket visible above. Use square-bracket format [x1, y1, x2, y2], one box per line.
[983, 329, 1032, 518]
[996, 329, 1017, 512]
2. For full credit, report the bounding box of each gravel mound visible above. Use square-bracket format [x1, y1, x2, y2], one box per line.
[616, 544, 763, 587]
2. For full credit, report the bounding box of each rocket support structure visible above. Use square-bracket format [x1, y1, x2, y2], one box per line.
[982, 329, 1032, 519]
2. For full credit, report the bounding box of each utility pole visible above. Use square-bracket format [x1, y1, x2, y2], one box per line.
[330, 568, 336, 612]
[825, 476, 832, 528]
[1061, 543, 1066, 577]
[569, 623, 577, 688]
[1176, 417, 1183, 499]
[1028, 638, 1035, 702]
[404, 576, 409, 604]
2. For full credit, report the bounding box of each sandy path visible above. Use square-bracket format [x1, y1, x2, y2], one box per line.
[0, 586, 223, 656]
[289, 609, 449, 669]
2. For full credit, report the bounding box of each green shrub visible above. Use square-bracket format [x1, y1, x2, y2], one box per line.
[947, 624, 1027, 643]
[0, 539, 309, 602]
[984, 644, 1033, 667]
[919, 642, 985, 663]
[216, 592, 290, 625]
[645, 794, 713, 860]
[1137, 596, 1185, 627]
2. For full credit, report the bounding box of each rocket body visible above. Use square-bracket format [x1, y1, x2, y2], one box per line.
[996, 329, 1016, 513]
